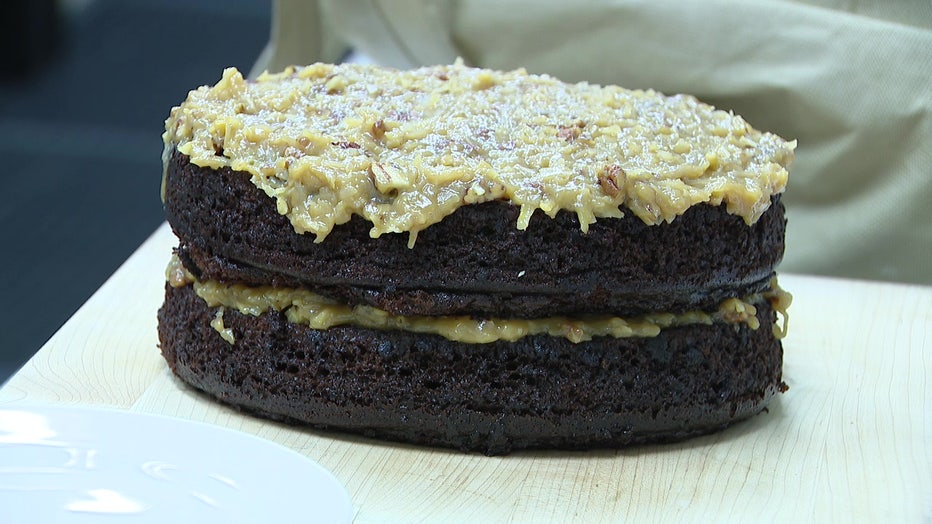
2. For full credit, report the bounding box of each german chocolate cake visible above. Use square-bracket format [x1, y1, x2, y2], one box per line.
[158, 61, 794, 454]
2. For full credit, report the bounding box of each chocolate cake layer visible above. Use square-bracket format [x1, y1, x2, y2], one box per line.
[164, 151, 786, 318]
[158, 283, 786, 455]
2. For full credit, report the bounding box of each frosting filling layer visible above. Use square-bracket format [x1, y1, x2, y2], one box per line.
[168, 257, 791, 345]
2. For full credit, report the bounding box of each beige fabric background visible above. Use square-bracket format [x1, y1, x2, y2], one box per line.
[253, 0, 932, 285]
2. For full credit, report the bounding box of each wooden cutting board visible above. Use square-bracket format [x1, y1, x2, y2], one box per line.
[2, 223, 929, 522]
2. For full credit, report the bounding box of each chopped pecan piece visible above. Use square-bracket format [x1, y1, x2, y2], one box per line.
[371, 119, 386, 139]
[557, 121, 585, 142]
[598, 164, 626, 197]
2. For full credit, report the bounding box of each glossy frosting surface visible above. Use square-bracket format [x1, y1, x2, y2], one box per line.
[164, 62, 794, 243]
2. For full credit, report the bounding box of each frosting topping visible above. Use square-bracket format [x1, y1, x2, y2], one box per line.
[164, 61, 794, 244]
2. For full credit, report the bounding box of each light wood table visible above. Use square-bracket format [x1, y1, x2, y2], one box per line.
[2, 222, 929, 522]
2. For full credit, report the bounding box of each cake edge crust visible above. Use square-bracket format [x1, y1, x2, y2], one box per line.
[158, 283, 786, 455]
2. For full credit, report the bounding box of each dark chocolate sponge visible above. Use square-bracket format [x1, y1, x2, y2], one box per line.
[158, 283, 785, 455]
[159, 151, 789, 453]
[163, 150, 786, 318]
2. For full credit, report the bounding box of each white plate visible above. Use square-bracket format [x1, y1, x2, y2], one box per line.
[0, 405, 353, 523]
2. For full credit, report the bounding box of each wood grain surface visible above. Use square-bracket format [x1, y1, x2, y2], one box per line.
[2, 222, 929, 522]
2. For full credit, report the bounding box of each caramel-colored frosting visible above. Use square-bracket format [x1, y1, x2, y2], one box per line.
[172, 272, 790, 346]
[163, 61, 794, 245]
[166, 257, 791, 345]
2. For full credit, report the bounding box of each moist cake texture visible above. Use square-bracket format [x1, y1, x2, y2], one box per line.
[158, 62, 794, 454]
[158, 283, 786, 455]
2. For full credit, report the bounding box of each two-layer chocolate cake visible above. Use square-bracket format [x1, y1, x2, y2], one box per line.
[158, 61, 793, 454]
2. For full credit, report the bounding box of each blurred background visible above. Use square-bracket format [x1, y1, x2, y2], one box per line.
[0, 0, 271, 381]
